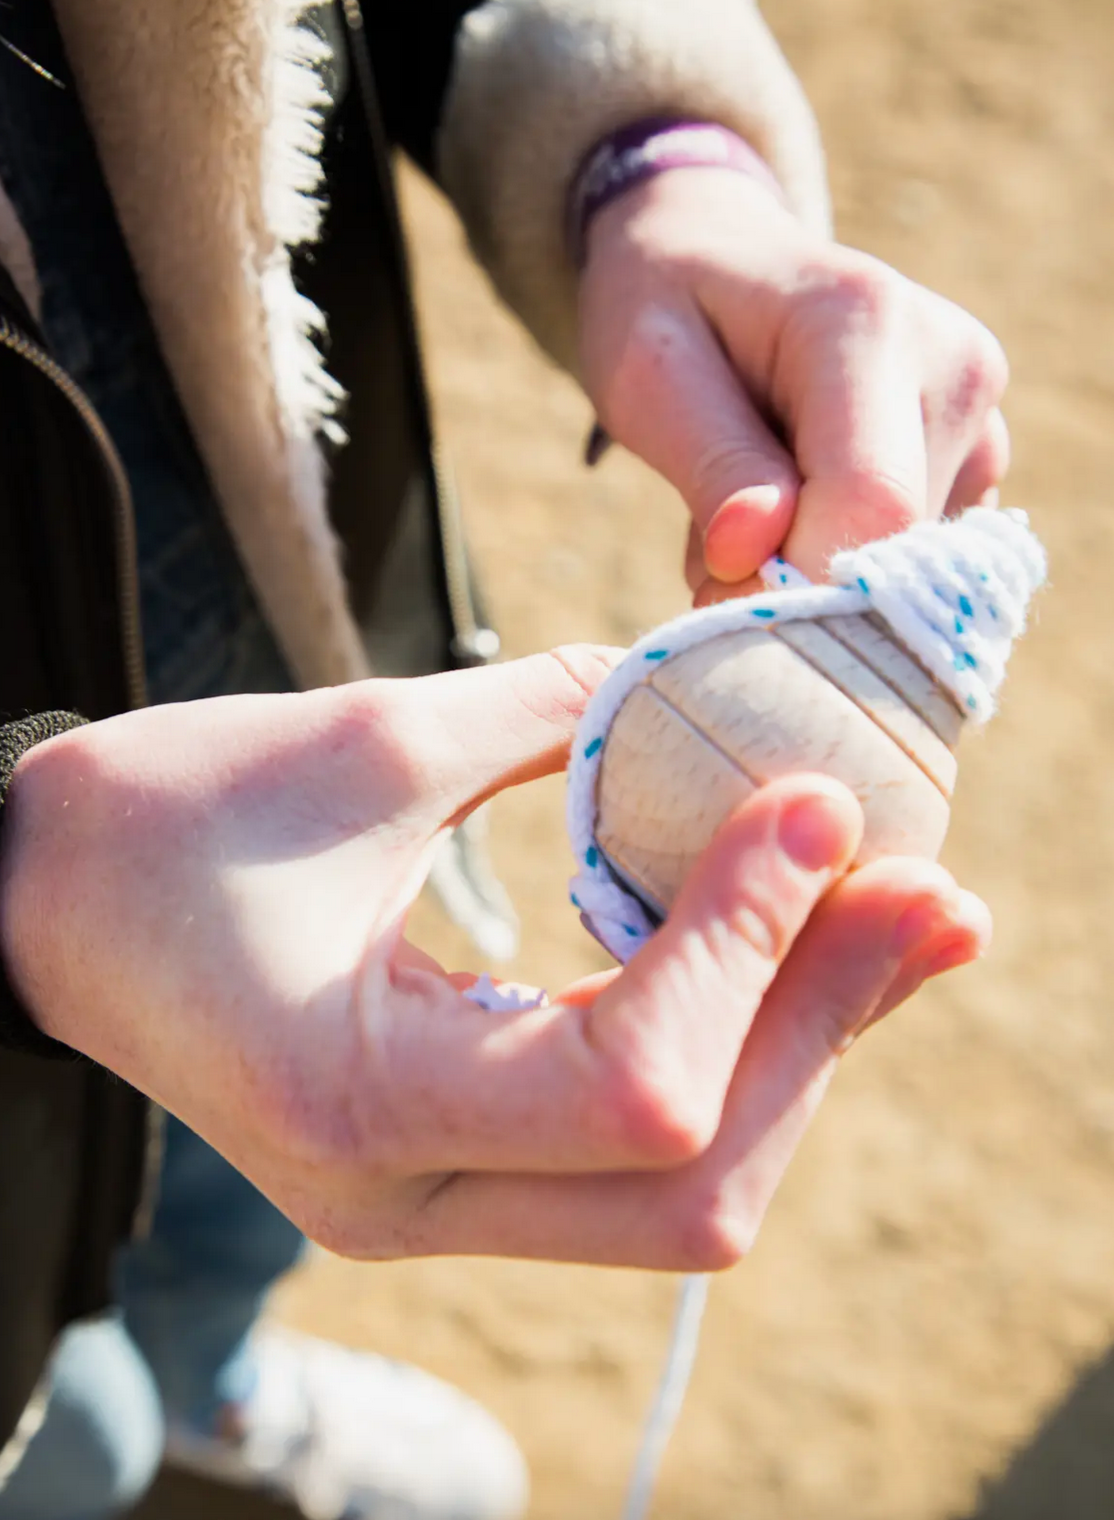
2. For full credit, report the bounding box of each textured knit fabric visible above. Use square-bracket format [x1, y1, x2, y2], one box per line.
[0, 2, 292, 712]
[31, 0, 832, 688]
[0, 712, 88, 1058]
[440, 0, 831, 373]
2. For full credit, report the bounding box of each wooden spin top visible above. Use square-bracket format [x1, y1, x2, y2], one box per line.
[595, 611, 966, 921]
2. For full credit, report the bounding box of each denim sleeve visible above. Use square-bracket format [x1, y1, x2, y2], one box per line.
[0, 712, 88, 1058]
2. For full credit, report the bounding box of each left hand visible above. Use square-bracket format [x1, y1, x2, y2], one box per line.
[1, 650, 987, 1267]
[578, 166, 1010, 600]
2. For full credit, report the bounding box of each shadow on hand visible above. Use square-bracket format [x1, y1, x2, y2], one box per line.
[962, 1344, 1114, 1520]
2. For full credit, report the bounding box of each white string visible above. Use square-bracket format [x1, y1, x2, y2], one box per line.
[473, 507, 1047, 1520]
[566, 507, 1045, 1520]
[621, 1274, 711, 1520]
[566, 506, 1047, 960]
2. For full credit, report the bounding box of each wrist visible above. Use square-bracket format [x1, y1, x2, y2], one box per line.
[568, 117, 787, 268]
[0, 722, 87, 1053]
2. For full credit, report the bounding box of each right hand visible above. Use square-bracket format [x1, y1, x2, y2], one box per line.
[578, 166, 1010, 605]
[0, 649, 988, 1268]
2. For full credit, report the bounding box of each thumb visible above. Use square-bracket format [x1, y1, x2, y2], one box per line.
[398, 645, 623, 826]
[597, 302, 800, 583]
[584, 775, 863, 1155]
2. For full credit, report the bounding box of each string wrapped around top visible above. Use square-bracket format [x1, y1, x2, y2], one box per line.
[566, 506, 1047, 963]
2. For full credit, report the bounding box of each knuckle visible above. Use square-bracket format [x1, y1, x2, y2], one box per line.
[949, 329, 1010, 421]
[976, 329, 1010, 398]
[702, 852, 799, 968]
[331, 684, 427, 810]
[817, 258, 905, 332]
[594, 1045, 718, 1168]
[662, 1190, 757, 1273]
[253, 1075, 350, 1171]
[335, 682, 401, 759]
[834, 466, 921, 538]
[716, 893, 786, 966]
[302, 1210, 360, 1258]
[690, 436, 795, 505]
[302, 1208, 393, 1261]
[474, 648, 604, 758]
[303, 1173, 441, 1262]
[529, 647, 608, 723]
[250, 1051, 379, 1178]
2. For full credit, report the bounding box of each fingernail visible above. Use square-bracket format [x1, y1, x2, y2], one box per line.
[956, 888, 994, 952]
[918, 934, 980, 980]
[704, 485, 788, 581]
[916, 893, 992, 978]
[778, 790, 858, 873]
[893, 889, 991, 961]
[892, 899, 950, 959]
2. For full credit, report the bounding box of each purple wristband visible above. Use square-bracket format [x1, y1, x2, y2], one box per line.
[568, 116, 785, 266]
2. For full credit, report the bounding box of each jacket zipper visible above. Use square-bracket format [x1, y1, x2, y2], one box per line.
[0, 316, 146, 709]
[432, 447, 501, 664]
[0, 314, 160, 1238]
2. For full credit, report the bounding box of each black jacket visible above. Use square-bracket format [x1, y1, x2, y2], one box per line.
[0, 0, 487, 1448]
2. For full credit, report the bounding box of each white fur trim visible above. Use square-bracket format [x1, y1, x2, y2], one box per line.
[440, 0, 832, 372]
[260, 6, 347, 450]
[54, 0, 366, 691]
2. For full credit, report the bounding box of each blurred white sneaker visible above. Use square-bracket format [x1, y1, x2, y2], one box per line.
[163, 1328, 529, 1520]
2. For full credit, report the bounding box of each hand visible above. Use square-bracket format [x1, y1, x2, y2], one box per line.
[0, 651, 987, 1267]
[578, 167, 1010, 601]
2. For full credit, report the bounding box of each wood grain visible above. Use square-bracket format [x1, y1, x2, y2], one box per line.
[597, 615, 962, 917]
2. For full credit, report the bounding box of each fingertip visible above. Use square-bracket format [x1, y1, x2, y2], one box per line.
[954, 888, 993, 956]
[692, 574, 764, 608]
[677, 775, 864, 931]
[775, 777, 864, 873]
[903, 909, 988, 987]
[886, 871, 987, 954]
[817, 871, 989, 1040]
[945, 409, 1011, 517]
[703, 483, 797, 583]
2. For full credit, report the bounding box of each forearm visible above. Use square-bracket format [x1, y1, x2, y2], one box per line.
[438, 0, 831, 371]
[0, 712, 87, 1056]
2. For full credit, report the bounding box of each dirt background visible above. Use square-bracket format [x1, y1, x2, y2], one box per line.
[277, 3, 1114, 1516]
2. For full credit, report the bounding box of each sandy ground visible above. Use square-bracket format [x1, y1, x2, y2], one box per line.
[274, 3, 1114, 1516]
